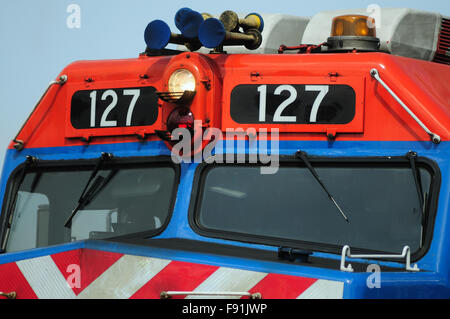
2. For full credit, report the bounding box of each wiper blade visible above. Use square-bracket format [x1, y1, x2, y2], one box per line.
[406, 151, 425, 219]
[64, 176, 105, 228]
[64, 152, 113, 228]
[88, 169, 119, 201]
[1, 156, 38, 253]
[295, 151, 349, 222]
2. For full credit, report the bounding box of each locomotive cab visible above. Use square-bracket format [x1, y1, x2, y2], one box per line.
[0, 7, 449, 299]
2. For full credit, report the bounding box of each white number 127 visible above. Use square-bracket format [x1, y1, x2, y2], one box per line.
[89, 89, 141, 127]
[257, 84, 329, 123]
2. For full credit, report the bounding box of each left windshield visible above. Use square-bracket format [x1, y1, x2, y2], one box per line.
[2, 161, 177, 252]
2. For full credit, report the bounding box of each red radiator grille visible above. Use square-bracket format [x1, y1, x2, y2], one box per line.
[433, 18, 450, 65]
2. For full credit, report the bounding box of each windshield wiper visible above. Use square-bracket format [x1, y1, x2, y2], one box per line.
[406, 151, 425, 221]
[88, 169, 119, 201]
[64, 152, 113, 228]
[1, 156, 38, 253]
[295, 151, 349, 222]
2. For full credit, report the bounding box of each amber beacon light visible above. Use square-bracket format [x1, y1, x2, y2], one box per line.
[331, 15, 376, 37]
[327, 15, 380, 52]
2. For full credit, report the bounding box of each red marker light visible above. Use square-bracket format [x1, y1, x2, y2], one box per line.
[167, 107, 195, 134]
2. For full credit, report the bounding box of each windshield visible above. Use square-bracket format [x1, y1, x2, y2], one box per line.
[3, 162, 177, 253]
[194, 161, 434, 254]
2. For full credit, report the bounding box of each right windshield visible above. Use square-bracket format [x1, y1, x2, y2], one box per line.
[194, 159, 437, 255]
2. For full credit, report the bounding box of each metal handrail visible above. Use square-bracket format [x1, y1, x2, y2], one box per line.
[340, 245, 420, 272]
[160, 291, 262, 299]
[370, 68, 440, 144]
[12, 75, 68, 150]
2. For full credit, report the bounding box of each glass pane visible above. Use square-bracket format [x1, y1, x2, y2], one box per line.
[198, 164, 431, 253]
[6, 191, 49, 252]
[5, 165, 175, 252]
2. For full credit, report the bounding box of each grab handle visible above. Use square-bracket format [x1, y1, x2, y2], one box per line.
[160, 291, 262, 299]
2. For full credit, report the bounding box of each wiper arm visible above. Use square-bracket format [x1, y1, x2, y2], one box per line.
[295, 151, 349, 222]
[406, 151, 425, 220]
[64, 176, 105, 228]
[64, 152, 113, 228]
[88, 169, 119, 201]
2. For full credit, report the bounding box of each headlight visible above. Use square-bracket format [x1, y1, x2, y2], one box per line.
[168, 69, 196, 92]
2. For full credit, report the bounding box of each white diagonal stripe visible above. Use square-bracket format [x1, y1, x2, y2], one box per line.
[16, 255, 76, 299]
[297, 279, 344, 299]
[186, 267, 267, 299]
[77, 255, 170, 299]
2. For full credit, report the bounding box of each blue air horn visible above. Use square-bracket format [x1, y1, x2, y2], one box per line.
[144, 20, 202, 51]
[174, 7, 207, 38]
[198, 18, 263, 50]
[145, 8, 212, 51]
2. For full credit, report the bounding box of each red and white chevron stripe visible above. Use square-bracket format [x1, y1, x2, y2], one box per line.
[0, 249, 343, 299]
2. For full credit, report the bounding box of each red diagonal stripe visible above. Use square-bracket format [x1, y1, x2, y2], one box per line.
[246, 273, 318, 299]
[131, 261, 219, 299]
[0, 262, 38, 299]
[51, 248, 123, 295]
[50, 249, 81, 294]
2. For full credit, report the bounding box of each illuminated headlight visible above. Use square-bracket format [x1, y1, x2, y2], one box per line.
[154, 68, 197, 104]
[168, 69, 196, 93]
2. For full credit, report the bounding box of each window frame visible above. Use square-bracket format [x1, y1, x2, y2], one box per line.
[188, 154, 441, 262]
[0, 155, 180, 251]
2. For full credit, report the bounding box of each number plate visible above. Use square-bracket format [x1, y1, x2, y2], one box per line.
[70, 87, 158, 129]
[230, 84, 355, 124]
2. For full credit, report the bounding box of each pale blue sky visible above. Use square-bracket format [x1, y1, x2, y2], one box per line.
[0, 0, 449, 171]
